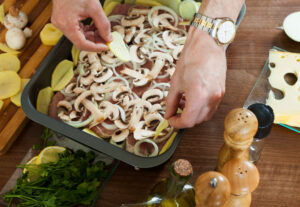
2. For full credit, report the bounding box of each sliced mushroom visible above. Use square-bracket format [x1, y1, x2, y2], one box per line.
[125, 26, 136, 43]
[112, 129, 129, 143]
[65, 83, 76, 93]
[99, 101, 119, 121]
[153, 13, 178, 31]
[96, 82, 125, 94]
[57, 100, 72, 112]
[82, 99, 106, 125]
[69, 111, 78, 120]
[112, 25, 125, 39]
[134, 28, 151, 44]
[74, 91, 92, 111]
[144, 113, 163, 127]
[79, 51, 89, 63]
[128, 102, 144, 132]
[150, 52, 173, 63]
[129, 45, 145, 63]
[114, 119, 129, 129]
[166, 67, 176, 77]
[90, 83, 104, 101]
[101, 51, 118, 64]
[142, 89, 164, 103]
[94, 68, 113, 83]
[162, 31, 176, 49]
[121, 15, 145, 27]
[172, 45, 184, 60]
[80, 70, 94, 86]
[150, 104, 162, 113]
[129, 8, 150, 16]
[147, 57, 165, 80]
[73, 87, 86, 94]
[112, 86, 131, 102]
[134, 121, 156, 140]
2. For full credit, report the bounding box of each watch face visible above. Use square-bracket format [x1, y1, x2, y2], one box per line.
[216, 20, 236, 44]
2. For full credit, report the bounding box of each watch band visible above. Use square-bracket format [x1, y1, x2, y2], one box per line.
[191, 13, 215, 33]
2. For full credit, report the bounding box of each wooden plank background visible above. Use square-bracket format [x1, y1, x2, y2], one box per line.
[0, 0, 300, 207]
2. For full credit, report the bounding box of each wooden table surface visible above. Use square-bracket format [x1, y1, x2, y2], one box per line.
[1, 0, 300, 207]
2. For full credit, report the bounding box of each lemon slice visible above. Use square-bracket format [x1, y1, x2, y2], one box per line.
[0, 43, 21, 55]
[159, 132, 177, 155]
[0, 100, 3, 111]
[0, 71, 21, 99]
[83, 128, 101, 138]
[0, 53, 21, 72]
[51, 60, 74, 91]
[23, 156, 41, 182]
[154, 119, 169, 140]
[0, 4, 4, 25]
[11, 79, 30, 107]
[36, 146, 66, 165]
[179, 0, 199, 20]
[40, 23, 63, 46]
[107, 31, 131, 62]
[36, 87, 53, 115]
[136, 0, 162, 7]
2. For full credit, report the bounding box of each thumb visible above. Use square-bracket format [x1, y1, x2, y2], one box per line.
[89, 2, 112, 43]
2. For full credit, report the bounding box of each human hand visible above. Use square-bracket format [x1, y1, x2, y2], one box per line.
[51, 0, 112, 52]
[164, 28, 227, 128]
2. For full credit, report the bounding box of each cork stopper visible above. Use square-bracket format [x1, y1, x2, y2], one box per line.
[195, 171, 231, 207]
[221, 158, 260, 196]
[9, 7, 20, 17]
[224, 108, 258, 150]
[173, 159, 193, 177]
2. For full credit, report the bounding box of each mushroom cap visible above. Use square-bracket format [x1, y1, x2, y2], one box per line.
[4, 10, 28, 29]
[195, 171, 231, 207]
[112, 129, 129, 143]
[221, 158, 260, 196]
[5, 28, 26, 50]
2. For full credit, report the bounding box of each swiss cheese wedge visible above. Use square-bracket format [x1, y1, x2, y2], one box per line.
[266, 50, 300, 127]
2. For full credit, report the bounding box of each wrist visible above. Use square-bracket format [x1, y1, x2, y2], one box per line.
[188, 26, 226, 52]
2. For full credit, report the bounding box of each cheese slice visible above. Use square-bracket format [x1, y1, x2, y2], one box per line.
[266, 50, 300, 128]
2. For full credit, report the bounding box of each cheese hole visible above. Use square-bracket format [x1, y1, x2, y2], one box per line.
[284, 73, 298, 86]
[269, 62, 276, 68]
[270, 87, 284, 100]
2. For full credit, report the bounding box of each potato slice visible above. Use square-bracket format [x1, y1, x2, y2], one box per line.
[103, 0, 122, 10]
[0, 100, 3, 111]
[36, 87, 53, 115]
[0, 53, 21, 72]
[51, 60, 74, 91]
[11, 79, 30, 107]
[71, 45, 80, 65]
[104, 1, 121, 16]
[107, 32, 131, 62]
[40, 23, 63, 46]
[136, 0, 162, 7]
[0, 71, 21, 99]
[0, 4, 4, 25]
[0, 43, 21, 55]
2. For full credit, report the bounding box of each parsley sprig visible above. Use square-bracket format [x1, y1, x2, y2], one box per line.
[3, 150, 108, 207]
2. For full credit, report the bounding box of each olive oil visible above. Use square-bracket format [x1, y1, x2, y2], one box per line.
[122, 159, 195, 207]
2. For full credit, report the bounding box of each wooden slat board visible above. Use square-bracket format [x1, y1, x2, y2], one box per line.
[0, 0, 53, 155]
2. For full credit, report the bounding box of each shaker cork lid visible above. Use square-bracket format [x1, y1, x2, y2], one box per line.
[174, 159, 193, 177]
[221, 158, 260, 196]
[195, 171, 231, 207]
[224, 108, 258, 148]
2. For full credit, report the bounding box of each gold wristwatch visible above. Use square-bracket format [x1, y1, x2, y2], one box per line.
[191, 13, 236, 45]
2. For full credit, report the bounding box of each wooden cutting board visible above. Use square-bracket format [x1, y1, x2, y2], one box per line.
[0, 0, 53, 155]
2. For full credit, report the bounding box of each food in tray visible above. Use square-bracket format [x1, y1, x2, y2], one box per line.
[3, 146, 108, 207]
[41, 4, 189, 157]
[266, 50, 300, 128]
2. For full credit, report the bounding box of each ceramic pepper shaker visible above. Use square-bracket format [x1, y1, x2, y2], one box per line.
[195, 171, 231, 207]
[221, 158, 260, 207]
[217, 108, 258, 171]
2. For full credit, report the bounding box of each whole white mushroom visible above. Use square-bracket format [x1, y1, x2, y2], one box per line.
[5, 28, 26, 50]
[4, 7, 28, 29]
